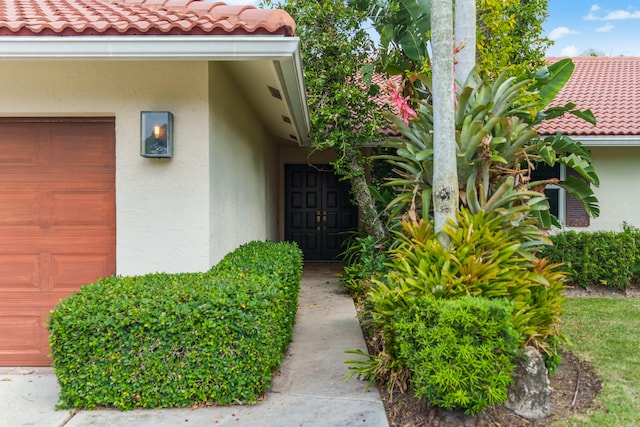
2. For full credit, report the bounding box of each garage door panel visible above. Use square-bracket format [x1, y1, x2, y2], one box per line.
[0, 230, 115, 251]
[0, 119, 115, 366]
[0, 191, 40, 226]
[50, 128, 114, 167]
[0, 126, 42, 166]
[52, 253, 113, 290]
[0, 315, 46, 359]
[0, 296, 58, 366]
[51, 192, 114, 227]
[0, 178, 114, 192]
[0, 254, 40, 290]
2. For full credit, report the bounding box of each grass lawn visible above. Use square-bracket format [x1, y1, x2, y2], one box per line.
[557, 297, 640, 426]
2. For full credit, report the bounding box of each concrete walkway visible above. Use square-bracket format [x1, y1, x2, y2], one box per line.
[0, 263, 389, 427]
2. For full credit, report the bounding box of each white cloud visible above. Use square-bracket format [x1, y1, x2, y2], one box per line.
[590, 4, 600, 13]
[606, 10, 640, 19]
[596, 23, 614, 32]
[585, 9, 640, 20]
[560, 45, 579, 57]
[549, 26, 578, 40]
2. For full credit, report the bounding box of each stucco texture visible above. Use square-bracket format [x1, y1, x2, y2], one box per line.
[587, 146, 640, 232]
[207, 62, 278, 265]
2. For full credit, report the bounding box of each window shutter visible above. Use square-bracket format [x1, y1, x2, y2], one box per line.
[565, 168, 590, 227]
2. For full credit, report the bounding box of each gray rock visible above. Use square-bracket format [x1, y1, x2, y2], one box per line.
[505, 346, 552, 420]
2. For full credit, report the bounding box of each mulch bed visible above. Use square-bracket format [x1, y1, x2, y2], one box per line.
[380, 351, 602, 427]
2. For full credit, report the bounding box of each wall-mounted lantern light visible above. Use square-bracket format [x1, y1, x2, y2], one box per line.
[141, 111, 173, 158]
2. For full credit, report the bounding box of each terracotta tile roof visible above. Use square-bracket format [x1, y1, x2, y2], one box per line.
[0, 0, 295, 36]
[537, 56, 640, 136]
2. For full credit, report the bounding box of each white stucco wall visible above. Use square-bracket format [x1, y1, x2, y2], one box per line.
[585, 146, 640, 232]
[484, 145, 638, 233]
[0, 61, 212, 275]
[207, 63, 279, 264]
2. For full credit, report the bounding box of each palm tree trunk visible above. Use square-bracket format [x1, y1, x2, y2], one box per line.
[431, 0, 459, 243]
[455, 0, 476, 83]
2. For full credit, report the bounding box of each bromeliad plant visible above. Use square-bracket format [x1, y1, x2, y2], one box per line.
[346, 208, 566, 400]
[369, 209, 565, 357]
[379, 58, 599, 233]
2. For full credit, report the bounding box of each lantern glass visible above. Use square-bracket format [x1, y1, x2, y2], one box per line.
[141, 111, 173, 158]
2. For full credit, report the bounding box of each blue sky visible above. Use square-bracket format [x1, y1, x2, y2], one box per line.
[544, 1, 640, 56]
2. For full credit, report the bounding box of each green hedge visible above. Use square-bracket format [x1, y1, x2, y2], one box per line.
[48, 241, 303, 410]
[540, 227, 639, 289]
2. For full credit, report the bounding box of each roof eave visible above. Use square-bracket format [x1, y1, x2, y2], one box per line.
[0, 35, 311, 146]
[568, 135, 640, 147]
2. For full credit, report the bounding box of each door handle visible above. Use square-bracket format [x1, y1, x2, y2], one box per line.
[316, 211, 321, 231]
[323, 211, 327, 225]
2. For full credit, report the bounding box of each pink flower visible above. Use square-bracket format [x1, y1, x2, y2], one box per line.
[388, 82, 418, 125]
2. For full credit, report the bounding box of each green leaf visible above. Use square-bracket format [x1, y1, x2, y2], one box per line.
[533, 58, 575, 109]
[568, 108, 596, 126]
[49, 241, 303, 409]
[561, 153, 600, 186]
[558, 175, 600, 218]
[537, 145, 556, 166]
[546, 133, 591, 160]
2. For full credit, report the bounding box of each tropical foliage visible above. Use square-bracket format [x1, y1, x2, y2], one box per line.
[347, 208, 567, 408]
[339, 234, 389, 301]
[284, 0, 600, 416]
[379, 58, 598, 232]
[359, 0, 552, 82]
[369, 209, 565, 358]
[345, 56, 596, 413]
[263, 0, 386, 240]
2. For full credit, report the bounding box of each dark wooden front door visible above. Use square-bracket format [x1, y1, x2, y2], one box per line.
[285, 164, 358, 260]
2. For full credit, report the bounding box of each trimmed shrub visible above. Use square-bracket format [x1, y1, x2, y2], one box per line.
[48, 241, 303, 410]
[394, 296, 522, 415]
[541, 230, 635, 289]
[624, 223, 640, 281]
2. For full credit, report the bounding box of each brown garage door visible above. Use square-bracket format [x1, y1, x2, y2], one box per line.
[0, 118, 116, 366]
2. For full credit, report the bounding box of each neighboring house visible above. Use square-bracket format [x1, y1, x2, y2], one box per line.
[537, 56, 640, 231]
[0, 0, 357, 366]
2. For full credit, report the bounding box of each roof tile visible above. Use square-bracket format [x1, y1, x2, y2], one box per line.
[537, 57, 640, 136]
[183, 1, 224, 14]
[0, 0, 295, 36]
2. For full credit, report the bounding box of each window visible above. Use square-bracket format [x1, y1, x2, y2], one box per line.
[530, 162, 590, 228]
[531, 163, 564, 222]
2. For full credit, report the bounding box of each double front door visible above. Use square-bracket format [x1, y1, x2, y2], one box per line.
[285, 164, 358, 260]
